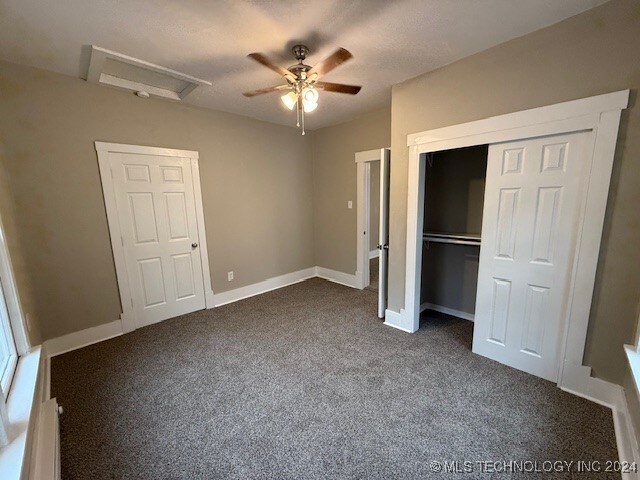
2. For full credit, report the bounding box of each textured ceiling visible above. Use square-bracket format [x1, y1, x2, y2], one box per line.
[0, 0, 606, 129]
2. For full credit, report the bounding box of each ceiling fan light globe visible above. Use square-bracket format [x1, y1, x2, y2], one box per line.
[280, 92, 297, 110]
[302, 86, 319, 103]
[303, 100, 318, 113]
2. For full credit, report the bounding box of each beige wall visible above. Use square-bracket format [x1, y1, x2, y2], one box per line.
[311, 108, 390, 274]
[0, 60, 315, 342]
[389, 0, 640, 383]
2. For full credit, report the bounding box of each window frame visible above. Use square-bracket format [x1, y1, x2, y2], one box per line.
[624, 309, 640, 394]
[0, 211, 35, 477]
[0, 278, 18, 399]
[0, 215, 31, 400]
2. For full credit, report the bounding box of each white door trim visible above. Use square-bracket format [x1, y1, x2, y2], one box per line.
[355, 148, 389, 290]
[95, 142, 214, 333]
[395, 90, 629, 395]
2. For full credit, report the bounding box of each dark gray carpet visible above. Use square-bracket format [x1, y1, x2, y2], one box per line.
[52, 278, 618, 479]
[366, 257, 379, 292]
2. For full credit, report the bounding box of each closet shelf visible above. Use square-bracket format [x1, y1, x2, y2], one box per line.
[423, 232, 481, 246]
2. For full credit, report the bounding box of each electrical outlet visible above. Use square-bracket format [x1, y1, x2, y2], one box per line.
[348, 201, 353, 209]
[227, 271, 234, 282]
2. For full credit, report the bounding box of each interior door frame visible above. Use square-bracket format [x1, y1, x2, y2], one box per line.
[95, 142, 215, 333]
[355, 148, 389, 290]
[389, 90, 629, 398]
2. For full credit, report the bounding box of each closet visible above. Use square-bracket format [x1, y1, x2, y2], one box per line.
[421, 145, 488, 321]
[401, 90, 628, 388]
[417, 130, 596, 382]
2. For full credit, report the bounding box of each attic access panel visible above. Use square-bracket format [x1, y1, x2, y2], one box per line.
[86, 45, 211, 101]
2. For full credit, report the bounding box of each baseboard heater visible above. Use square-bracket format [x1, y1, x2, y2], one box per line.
[31, 398, 61, 480]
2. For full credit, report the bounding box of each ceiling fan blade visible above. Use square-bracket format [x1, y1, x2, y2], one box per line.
[247, 53, 291, 77]
[308, 48, 353, 77]
[242, 85, 290, 97]
[315, 81, 361, 95]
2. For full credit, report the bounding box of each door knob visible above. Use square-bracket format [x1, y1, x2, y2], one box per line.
[192, 243, 198, 248]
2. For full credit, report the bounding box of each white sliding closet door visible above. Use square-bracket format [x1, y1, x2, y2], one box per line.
[110, 153, 206, 328]
[473, 131, 592, 381]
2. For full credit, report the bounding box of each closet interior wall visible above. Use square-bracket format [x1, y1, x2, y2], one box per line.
[421, 145, 488, 317]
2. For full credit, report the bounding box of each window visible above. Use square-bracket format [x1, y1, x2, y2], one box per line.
[0, 278, 17, 399]
[624, 311, 640, 393]
[0, 212, 36, 478]
[0, 216, 30, 402]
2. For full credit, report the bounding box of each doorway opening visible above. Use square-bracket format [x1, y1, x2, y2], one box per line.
[417, 131, 596, 383]
[355, 148, 390, 318]
[367, 160, 380, 293]
[421, 145, 487, 322]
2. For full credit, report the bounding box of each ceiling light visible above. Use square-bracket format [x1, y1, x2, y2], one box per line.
[301, 87, 318, 104]
[303, 100, 318, 112]
[244, 45, 361, 135]
[280, 92, 297, 110]
[301, 87, 318, 113]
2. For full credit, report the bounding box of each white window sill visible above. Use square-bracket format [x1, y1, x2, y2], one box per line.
[625, 344, 640, 396]
[0, 347, 42, 480]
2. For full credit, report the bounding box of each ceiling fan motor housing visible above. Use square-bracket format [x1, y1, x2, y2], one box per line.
[289, 45, 312, 80]
[292, 44, 309, 62]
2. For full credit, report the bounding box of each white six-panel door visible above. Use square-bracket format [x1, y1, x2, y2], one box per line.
[110, 153, 206, 328]
[473, 131, 592, 381]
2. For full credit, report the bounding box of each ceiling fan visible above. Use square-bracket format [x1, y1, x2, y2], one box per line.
[243, 45, 361, 134]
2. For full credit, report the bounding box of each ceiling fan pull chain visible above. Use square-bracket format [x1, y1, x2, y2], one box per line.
[296, 100, 300, 127]
[302, 106, 306, 135]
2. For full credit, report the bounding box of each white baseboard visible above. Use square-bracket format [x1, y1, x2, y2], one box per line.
[213, 267, 316, 307]
[42, 266, 357, 358]
[560, 364, 621, 408]
[559, 365, 639, 475]
[44, 319, 123, 358]
[315, 266, 359, 289]
[383, 308, 415, 333]
[205, 289, 215, 309]
[369, 249, 379, 260]
[120, 312, 135, 334]
[420, 302, 475, 321]
[561, 376, 621, 410]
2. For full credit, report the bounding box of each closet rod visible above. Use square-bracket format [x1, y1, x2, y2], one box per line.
[423, 234, 481, 246]
[424, 232, 480, 240]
